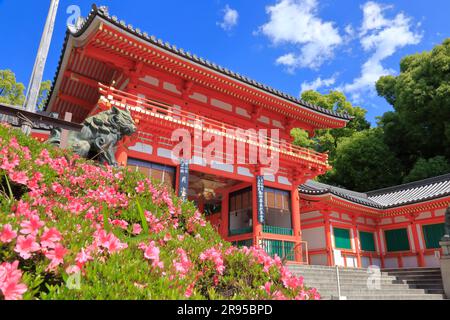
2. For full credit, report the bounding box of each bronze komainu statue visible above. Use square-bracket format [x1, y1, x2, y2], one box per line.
[47, 107, 136, 166]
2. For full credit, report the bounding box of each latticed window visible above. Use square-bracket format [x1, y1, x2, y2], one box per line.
[228, 188, 253, 236]
[263, 188, 292, 233]
[127, 158, 175, 190]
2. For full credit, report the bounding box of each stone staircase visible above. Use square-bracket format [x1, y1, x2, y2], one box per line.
[287, 265, 446, 300]
[382, 267, 445, 295]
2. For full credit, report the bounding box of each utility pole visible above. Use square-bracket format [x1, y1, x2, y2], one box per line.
[22, 0, 60, 135]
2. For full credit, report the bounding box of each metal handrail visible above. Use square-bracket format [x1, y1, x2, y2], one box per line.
[281, 240, 309, 264]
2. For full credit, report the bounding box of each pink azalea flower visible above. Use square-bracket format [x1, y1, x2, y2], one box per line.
[0, 261, 27, 300]
[14, 235, 40, 259]
[132, 224, 142, 235]
[19, 214, 45, 235]
[40, 227, 62, 248]
[262, 281, 272, 295]
[140, 241, 164, 270]
[65, 265, 80, 275]
[45, 244, 68, 270]
[75, 248, 93, 267]
[199, 247, 225, 275]
[173, 248, 192, 279]
[9, 171, 28, 185]
[135, 181, 145, 193]
[0, 224, 17, 243]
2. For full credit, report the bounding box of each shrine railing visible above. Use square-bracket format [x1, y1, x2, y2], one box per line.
[95, 83, 330, 167]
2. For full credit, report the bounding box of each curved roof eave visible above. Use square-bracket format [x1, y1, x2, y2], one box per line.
[45, 4, 352, 123]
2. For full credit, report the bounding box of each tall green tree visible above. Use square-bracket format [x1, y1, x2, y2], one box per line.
[0, 69, 51, 110]
[325, 128, 403, 192]
[0, 69, 25, 105]
[376, 38, 450, 175]
[403, 156, 450, 183]
[292, 90, 370, 159]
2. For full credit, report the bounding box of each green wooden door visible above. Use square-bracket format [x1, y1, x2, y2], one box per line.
[334, 228, 352, 249]
[360, 231, 376, 252]
[422, 223, 445, 249]
[385, 228, 410, 252]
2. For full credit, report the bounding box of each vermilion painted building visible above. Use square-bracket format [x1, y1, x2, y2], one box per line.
[23, 5, 446, 267]
[299, 177, 448, 268]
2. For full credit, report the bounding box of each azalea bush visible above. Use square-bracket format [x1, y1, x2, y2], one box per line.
[0, 124, 319, 300]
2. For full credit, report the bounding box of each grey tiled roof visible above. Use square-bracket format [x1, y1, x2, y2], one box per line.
[45, 5, 352, 122]
[299, 173, 450, 209]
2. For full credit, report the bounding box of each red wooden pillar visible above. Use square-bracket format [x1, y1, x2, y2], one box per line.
[409, 216, 425, 267]
[291, 187, 302, 262]
[115, 143, 128, 167]
[220, 191, 230, 240]
[352, 217, 362, 268]
[252, 178, 262, 247]
[323, 210, 333, 266]
[376, 225, 385, 268]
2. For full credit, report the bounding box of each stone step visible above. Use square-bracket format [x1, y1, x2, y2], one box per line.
[311, 286, 428, 295]
[383, 267, 440, 272]
[387, 274, 442, 279]
[288, 265, 445, 300]
[341, 294, 444, 300]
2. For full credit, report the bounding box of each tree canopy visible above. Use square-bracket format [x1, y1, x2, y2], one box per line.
[0, 69, 50, 110]
[322, 129, 402, 192]
[376, 38, 450, 171]
[291, 38, 450, 191]
[0, 69, 25, 105]
[292, 90, 370, 159]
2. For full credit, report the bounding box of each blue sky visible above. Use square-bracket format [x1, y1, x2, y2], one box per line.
[0, 0, 449, 124]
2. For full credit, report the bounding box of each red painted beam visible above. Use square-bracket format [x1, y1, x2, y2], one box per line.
[58, 94, 94, 111]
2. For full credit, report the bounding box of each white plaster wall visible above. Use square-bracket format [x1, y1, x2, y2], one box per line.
[190, 92, 208, 103]
[361, 256, 371, 268]
[384, 257, 398, 268]
[416, 211, 432, 220]
[346, 256, 358, 268]
[402, 256, 418, 268]
[302, 227, 326, 250]
[310, 254, 328, 266]
[394, 216, 409, 223]
[211, 98, 232, 112]
[356, 217, 365, 224]
[341, 214, 351, 221]
[425, 254, 440, 267]
[258, 116, 270, 124]
[163, 82, 181, 94]
[371, 258, 381, 267]
[140, 75, 159, 86]
[380, 218, 391, 225]
[300, 211, 322, 221]
[435, 209, 446, 217]
[235, 107, 250, 118]
[129, 143, 153, 154]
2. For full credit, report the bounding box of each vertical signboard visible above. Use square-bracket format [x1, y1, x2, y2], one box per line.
[179, 159, 189, 202]
[256, 176, 265, 224]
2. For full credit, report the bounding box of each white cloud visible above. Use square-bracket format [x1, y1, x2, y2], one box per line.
[300, 75, 337, 93]
[218, 5, 239, 31]
[259, 0, 343, 70]
[342, 1, 422, 102]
